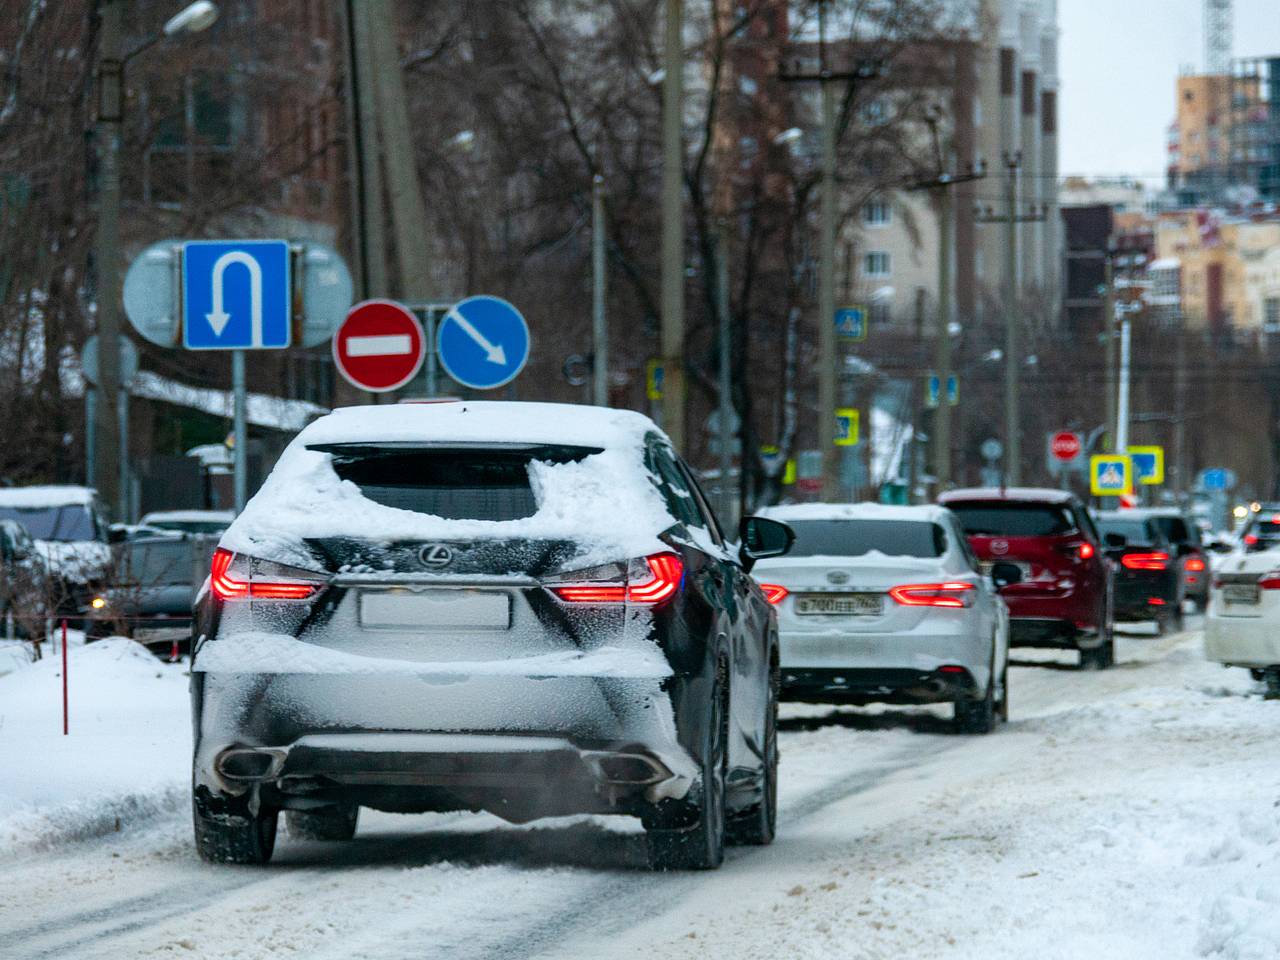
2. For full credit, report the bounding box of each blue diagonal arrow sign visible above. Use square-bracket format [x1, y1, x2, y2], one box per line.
[437, 295, 530, 389]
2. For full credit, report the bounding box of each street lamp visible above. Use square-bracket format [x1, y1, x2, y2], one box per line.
[93, 1, 219, 521]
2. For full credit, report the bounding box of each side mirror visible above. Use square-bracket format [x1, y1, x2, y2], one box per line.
[107, 525, 129, 544]
[989, 561, 1023, 589]
[1206, 539, 1233, 555]
[1104, 532, 1127, 548]
[738, 516, 795, 572]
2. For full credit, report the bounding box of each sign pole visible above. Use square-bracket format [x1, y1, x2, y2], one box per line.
[85, 388, 96, 489]
[117, 386, 130, 521]
[232, 350, 247, 512]
[61, 618, 68, 736]
[425, 310, 438, 398]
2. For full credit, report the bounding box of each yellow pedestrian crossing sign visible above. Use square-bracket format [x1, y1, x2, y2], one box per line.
[835, 408, 859, 447]
[1090, 454, 1132, 496]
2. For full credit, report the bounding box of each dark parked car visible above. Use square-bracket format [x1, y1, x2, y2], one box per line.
[191, 401, 793, 869]
[85, 534, 218, 654]
[0, 486, 112, 619]
[1093, 512, 1183, 633]
[938, 488, 1114, 669]
[1120, 507, 1209, 611]
[0, 519, 50, 636]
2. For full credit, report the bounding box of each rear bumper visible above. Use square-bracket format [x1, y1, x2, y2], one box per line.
[1008, 617, 1101, 649]
[1205, 615, 1280, 668]
[1002, 588, 1099, 636]
[776, 620, 992, 693]
[780, 666, 981, 705]
[1113, 572, 1178, 621]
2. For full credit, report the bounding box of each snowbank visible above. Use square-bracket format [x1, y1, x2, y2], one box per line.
[0, 638, 189, 855]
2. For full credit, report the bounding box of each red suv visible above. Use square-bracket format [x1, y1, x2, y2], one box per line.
[939, 488, 1114, 669]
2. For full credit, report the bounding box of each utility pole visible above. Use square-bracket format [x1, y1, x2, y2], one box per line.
[1102, 245, 1116, 451]
[94, 0, 124, 517]
[907, 110, 985, 492]
[660, 0, 686, 450]
[1115, 302, 1133, 455]
[715, 223, 734, 523]
[349, 0, 388, 298]
[976, 152, 1045, 486]
[778, 1, 882, 497]
[592, 174, 609, 407]
[1174, 317, 1187, 498]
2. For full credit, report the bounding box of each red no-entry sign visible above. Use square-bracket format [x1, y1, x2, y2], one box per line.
[333, 300, 425, 393]
[1051, 431, 1083, 462]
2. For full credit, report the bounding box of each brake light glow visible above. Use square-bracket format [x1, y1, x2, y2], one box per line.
[888, 582, 976, 608]
[210, 548, 321, 601]
[1147, 597, 1166, 606]
[1259, 571, 1280, 590]
[758, 583, 789, 605]
[1245, 534, 1260, 546]
[1185, 557, 1206, 572]
[1120, 552, 1170, 571]
[551, 553, 684, 605]
[1078, 542, 1095, 560]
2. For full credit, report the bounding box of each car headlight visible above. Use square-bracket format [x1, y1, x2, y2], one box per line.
[90, 596, 108, 610]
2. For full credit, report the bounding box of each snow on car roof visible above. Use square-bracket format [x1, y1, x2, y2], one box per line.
[300, 401, 665, 452]
[141, 510, 235, 523]
[938, 487, 1076, 505]
[221, 402, 677, 568]
[0, 485, 97, 508]
[757, 502, 953, 524]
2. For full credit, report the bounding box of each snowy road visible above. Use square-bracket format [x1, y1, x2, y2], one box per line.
[3, 620, 1279, 959]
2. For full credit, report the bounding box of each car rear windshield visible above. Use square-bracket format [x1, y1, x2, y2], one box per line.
[1096, 519, 1153, 543]
[309, 443, 603, 521]
[1249, 517, 1280, 540]
[783, 519, 947, 558]
[1150, 516, 1195, 544]
[948, 502, 1077, 538]
[0, 504, 96, 542]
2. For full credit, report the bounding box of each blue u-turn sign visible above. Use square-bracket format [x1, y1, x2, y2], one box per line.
[437, 295, 531, 390]
[183, 240, 291, 350]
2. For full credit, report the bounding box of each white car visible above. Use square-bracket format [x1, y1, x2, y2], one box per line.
[140, 509, 235, 536]
[1205, 547, 1280, 698]
[752, 503, 1013, 733]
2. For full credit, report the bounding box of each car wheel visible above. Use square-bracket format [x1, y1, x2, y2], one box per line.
[1264, 669, 1280, 702]
[285, 804, 359, 841]
[996, 656, 1010, 723]
[727, 658, 778, 847]
[1080, 638, 1115, 670]
[1153, 610, 1169, 636]
[648, 661, 728, 870]
[954, 672, 997, 735]
[193, 793, 277, 865]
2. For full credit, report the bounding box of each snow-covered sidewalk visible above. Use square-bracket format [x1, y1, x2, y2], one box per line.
[0, 638, 189, 855]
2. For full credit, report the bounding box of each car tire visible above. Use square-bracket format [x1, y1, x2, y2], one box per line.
[285, 804, 359, 842]
[1264, 669, 1280, 702]
[727, 658, 778, 847]
[193, 795, 278, 865]
[995, 657, 1010, 723]
[954, 675, 997, 735]
[648, 661, 728, 870]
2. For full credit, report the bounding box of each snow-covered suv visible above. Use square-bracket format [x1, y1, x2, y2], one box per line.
[0, 486, 112, 617]
[191, 401, 793, 868]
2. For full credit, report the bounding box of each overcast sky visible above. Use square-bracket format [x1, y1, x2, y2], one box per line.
[1059, 0, 1280, 184]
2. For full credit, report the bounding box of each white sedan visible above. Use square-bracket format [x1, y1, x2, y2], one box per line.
[752, 503, 1013, 733]
[1205, 548, 1280, 698]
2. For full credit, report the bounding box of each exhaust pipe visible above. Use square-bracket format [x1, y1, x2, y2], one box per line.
[582, 751, 671, 786]
[216, 747, 287, 782]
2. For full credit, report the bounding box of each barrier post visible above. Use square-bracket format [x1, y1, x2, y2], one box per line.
[61, 619, 68, 735]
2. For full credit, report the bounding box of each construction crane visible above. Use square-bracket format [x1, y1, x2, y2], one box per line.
[1204, 0, 1233, 75]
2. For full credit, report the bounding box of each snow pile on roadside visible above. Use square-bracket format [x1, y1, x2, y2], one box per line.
[0, 638, 189, 855]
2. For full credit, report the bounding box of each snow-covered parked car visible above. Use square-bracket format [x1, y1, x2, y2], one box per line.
[191, 401, 794, 868]
[0, 519, 52, 635]
[1205, 546, 1280, 698]
[0, 486, 111, 616]
[751, 503, 1013, 734]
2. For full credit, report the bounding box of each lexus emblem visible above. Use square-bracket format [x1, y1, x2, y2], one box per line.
[990, 539, 1010, 556]
[419, 544, 454, 569]
[826, 571, 850, 585]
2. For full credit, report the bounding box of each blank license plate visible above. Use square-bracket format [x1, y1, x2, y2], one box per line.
[360, 589, 511, 629]
[1223, 585, 1260, 605]
[795, 593, 883, 616]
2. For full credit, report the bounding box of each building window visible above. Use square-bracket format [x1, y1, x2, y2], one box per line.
[1266, 297, 1280, 330]
[864, 251, 891, 277]
[863, 199, 891, 226]
[869, 301, 892, 325]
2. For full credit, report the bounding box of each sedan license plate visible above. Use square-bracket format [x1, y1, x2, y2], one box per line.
[1223, 584, 1260, 605]
[794, 593, 883, 617]
[359, 589, 512, 629]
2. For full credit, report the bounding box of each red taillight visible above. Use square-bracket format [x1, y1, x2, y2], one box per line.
[1185, 557, 1206, 572]
[1147, 597, 1166, 606]
[1245, 534, 1260, 546]
[551, 553, 684, 605]
[1120, 552, 1170, 571]
[1259, 572, 1280, 590]
[1078, 542, 1095, 560]
[888, 582, 976, 608]
[210, 548, 321, 601]
[758, 583, 789, 604]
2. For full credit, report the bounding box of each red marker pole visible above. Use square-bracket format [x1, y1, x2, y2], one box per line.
[61, 618, 68, 736]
